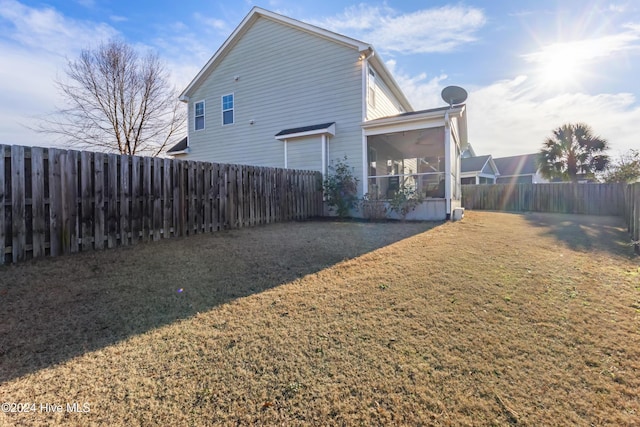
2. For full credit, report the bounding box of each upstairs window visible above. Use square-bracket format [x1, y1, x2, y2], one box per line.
[222, 94, 234, 125]
[368, 68, 376, 108]
[194, 100, 205, 130]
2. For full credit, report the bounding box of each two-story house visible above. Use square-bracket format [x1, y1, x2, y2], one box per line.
[168, 7, 468, 220]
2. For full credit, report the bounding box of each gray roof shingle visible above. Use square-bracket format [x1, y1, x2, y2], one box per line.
[461, 155, 491, 173]
[493, 154, 539, 176]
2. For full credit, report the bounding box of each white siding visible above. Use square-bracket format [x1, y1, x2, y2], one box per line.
[366, 65, 405, 120]
[185, 17, 364, 190]
[287, 137, 323, 172]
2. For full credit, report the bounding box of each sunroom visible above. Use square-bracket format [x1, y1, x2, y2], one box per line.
[361, 105, 467, 220]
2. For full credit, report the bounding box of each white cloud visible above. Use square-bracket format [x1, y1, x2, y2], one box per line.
[522, 25, 640, 65]
[386, 60, 448, 108]
[392, 63, 640, 159]
[466, 77, 640, 158]
[193, 12, 230, 33]
[308, 3, 486, 54]
[607, 3, 627, 13]
[76, 0, 95, 8]
[0, 0, 118, 54]
[0, 0, 121, 146]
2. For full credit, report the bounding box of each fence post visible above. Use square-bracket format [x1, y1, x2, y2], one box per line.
[11, 145, 26, 263]
[94, 153, 105, 250]
[31, 147, 46, 259]
[120, 155, 131, 246]
[634, 183, 640, 254]
[0, 145, 5, 264]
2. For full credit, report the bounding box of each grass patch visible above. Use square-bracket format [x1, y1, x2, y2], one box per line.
[1, 212, 638, 425]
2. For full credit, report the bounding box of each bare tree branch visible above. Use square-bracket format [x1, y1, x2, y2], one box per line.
[33, 39, 186, 156]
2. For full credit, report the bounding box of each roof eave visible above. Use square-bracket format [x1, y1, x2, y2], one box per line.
[367, 50, 413, 112]
[275, 123, 336, 140]
[362, 105, 463, 130]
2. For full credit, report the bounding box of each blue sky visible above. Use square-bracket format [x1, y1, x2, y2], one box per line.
[1, 0, 639, 157]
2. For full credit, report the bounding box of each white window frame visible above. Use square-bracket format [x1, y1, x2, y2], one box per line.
[368, 67, 376, 108]
[194, 100, 205, 131]
[222, 93, 234, 126]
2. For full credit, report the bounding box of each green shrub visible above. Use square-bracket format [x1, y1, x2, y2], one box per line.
[388, 187, 424, 220]
[323, 157, 359, 218]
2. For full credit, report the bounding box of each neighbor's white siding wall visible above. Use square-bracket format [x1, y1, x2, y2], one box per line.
[366, 65, 405, 120]
[186, 17, 364, 185]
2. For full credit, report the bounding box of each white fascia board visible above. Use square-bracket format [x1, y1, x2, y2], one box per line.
[179, 11, 256, 101]
[363, 119, 445, 136]
[451, 105, 468, 146]
[362, 108, 460, 136]
[487, 158, 500, 175]
[258, 8, 370, 51]
[168, 148, 190, 156]
[368, 51, 413, 112]
[275, 123, 336, 141]
[478, 157, 490, 173]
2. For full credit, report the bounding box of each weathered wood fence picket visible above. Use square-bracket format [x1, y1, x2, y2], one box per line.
[0, 145, 323, 264]
[623, 182, 640, 253]
[461, 183, 626, 216]
[462, 182, 640, 253]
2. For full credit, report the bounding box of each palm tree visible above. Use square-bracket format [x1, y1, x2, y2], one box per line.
[538, 123, 610, 182]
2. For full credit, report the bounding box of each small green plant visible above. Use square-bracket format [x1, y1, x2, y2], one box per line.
[323, 157, 359, 218]
[388, 187, 424, 220]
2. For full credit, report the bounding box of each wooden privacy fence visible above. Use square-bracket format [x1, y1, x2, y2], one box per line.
[0, 145, 323, 264]
[623, 182, 640, 253]
[461, 183, 626, 216]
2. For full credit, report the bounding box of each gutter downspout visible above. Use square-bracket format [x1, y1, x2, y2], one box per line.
[444, 109, 452, 219]
[284, 139, 288, 168]
[321, 135, 327, 180]
[361, 48, 374, 196]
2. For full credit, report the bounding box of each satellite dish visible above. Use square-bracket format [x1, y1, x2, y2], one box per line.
[441, 86, 468, 107]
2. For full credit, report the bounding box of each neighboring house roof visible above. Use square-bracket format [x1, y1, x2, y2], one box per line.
[167, 136, 189, 155]
[275, 122, 336, 138]
[461, 143, 477, 158]
[461, 155, 491, 173]
[179, 7, 413, 112]
[493, 153, 539, 177]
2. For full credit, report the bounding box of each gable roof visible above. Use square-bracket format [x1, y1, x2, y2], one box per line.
[493, 153, 539, 176]
[461, 155, 491, 173]
[179, 7, 412, 111]
[275, 122, 335, 139]
[167, 136, 188, 155]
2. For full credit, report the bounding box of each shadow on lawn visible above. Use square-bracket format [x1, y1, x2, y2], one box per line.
[522, 212, 636, 258]
[0, 219, 441, 384]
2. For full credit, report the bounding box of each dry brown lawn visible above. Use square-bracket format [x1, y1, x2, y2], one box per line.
[1, 211, 639, 426]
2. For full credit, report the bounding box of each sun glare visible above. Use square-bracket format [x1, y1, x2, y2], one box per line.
[537, 45, 584, 89]
[531, 42, 589, 90]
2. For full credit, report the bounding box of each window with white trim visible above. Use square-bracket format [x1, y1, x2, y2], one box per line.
[222, 94, 234, 125]
[194, 100, 205, 130]
[368, 68, 376, 108]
